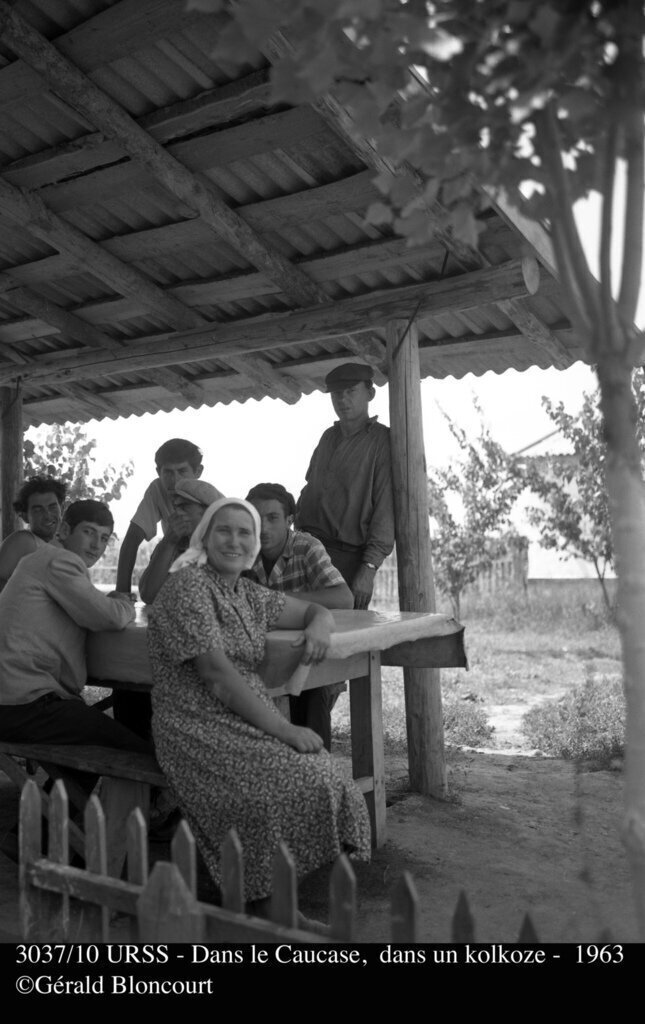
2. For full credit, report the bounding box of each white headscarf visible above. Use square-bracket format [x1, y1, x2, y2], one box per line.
[168, 496, 261, 574]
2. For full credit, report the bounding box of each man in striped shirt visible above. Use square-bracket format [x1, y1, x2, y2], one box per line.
[245, 482, 353, 750]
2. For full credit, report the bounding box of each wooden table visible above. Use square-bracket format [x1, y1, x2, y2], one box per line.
[87, 607, 467, 847]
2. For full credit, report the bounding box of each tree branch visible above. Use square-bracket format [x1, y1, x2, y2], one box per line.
[618, 105, 644, 324]
[536, 103, 599, 318]
[599, 113, 624, 354]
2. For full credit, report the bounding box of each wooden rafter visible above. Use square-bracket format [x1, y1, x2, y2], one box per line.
[0, 235, 445, 344]
[0, 260, 545, 389]
[2, 68, 274, 192]
[0, 0, 230, 111]
[0, 270, 204, 403]
[0, 1, 385, 384]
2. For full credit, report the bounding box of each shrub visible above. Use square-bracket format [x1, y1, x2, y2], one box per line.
[443, 695, 495, 748]
[332, 677, 494, 755]
[521, 675, 625, 768]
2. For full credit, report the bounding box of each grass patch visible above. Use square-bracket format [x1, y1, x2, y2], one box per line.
[333, 586, 622, 757]
[521, 675, 625, 769]
[443, 694, 495, 747]
[332, 670, 494, 755]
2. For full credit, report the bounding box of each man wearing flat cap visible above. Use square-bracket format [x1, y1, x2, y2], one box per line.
[296, 360, 395, 610]
[294, 362, 393, 742]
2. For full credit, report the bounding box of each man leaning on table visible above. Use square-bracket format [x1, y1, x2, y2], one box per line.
[0, 498, 151, 755]
[295, 361, 395, 610]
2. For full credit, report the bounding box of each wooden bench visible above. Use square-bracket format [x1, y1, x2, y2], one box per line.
[0, 742, 168, 878]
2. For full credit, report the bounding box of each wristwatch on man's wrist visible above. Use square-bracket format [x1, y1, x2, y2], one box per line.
[362, 561, 377, 571]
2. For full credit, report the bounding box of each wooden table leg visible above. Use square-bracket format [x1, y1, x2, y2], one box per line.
[349, 650, 386, 847]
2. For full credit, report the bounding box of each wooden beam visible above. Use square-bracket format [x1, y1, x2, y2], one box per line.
[32, 107, 330, 214]
[0, 229, 440, 341]
[0, 382, 23, 540]
[225, 355, 302, 405]
[0, 3, 324, 308]
[0, 177, 201, 331]
[2, 69, 274, 191]
[0, 260, 540, 387]
[3, 172, 384, 288]
[0, 0, 228, 110]
[0, 3, 382, 379]
[0, 273, 204, 403]
[496, 298, 572, 369]
[55, 383, 117, 419]
[483, 187, 558, 277]
[386, 318, 446, 797]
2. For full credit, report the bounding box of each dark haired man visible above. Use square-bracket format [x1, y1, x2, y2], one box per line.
[295, 362, 394, 609]
[0, 499, 150, 754]
[245, 482, 352, 750]
[116, 438, 206, 594]
[0, 475, 67, 593]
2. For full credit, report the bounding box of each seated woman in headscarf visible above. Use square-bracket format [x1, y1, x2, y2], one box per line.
[146, 496, 371, 920]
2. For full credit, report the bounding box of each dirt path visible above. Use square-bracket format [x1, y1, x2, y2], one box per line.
[299, 749, 637, 942]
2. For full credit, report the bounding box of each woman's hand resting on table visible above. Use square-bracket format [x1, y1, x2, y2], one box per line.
[282, 723, 324, 754]
[291, 617, 331, 665]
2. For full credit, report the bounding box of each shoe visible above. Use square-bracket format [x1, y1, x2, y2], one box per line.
[149, 807, 183, 843]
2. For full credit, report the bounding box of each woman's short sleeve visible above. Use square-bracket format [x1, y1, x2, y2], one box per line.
[240, 577, 285, 630]
[149, 568, 223, 663]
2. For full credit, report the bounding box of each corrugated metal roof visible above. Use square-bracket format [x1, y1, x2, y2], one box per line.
[0, 0, 588, 429]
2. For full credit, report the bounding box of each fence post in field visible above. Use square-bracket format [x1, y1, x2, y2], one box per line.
[19, 779, 43, 940]
[221, 828, 244, 912]
[127, 807, 148, 887]
[328, 854, 356, 941]
[391, 870, 419, 942]
[83, 795, 109, 942]
[138, 861, 205, 942]
[518, 912, 539, 942]
[126, 808, 148, 941]
[452, 889, 475, 942]
[172, 819, 197, 896]
[271, 842, 298, 929]
[45, 781, 70, 941]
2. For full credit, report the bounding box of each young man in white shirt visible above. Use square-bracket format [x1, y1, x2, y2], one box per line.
[0, 499, 150, 754]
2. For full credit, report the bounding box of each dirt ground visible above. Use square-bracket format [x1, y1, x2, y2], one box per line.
[0, 746, 638, 944]
[297, 747, 638, 943]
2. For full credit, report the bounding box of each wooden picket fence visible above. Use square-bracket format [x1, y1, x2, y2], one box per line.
[18, 778, 541, 943]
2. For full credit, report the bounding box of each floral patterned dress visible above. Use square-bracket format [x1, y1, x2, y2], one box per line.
[146, 564, 371, 901]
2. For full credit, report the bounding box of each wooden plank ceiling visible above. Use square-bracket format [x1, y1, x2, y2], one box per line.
[0, 0, 587, 428]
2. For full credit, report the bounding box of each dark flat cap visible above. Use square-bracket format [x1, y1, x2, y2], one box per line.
[325, 362, 374, 391]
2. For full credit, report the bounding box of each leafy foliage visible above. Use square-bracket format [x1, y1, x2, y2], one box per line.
[521, 674, 625, 769]
[24, 424, 134, 511]
[523, 370, 645, 610]
[428, 401, 525, 617]
[195, 0, 643, 264]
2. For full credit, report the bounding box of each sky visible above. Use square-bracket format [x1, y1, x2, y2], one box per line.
[32, 359, 597, 540]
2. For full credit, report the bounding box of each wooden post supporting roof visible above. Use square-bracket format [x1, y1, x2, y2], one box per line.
[0, 383, 23, 541]
[386, 319, 447, 798]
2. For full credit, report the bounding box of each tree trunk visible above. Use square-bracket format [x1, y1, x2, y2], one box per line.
[595, 350, 645, 938]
